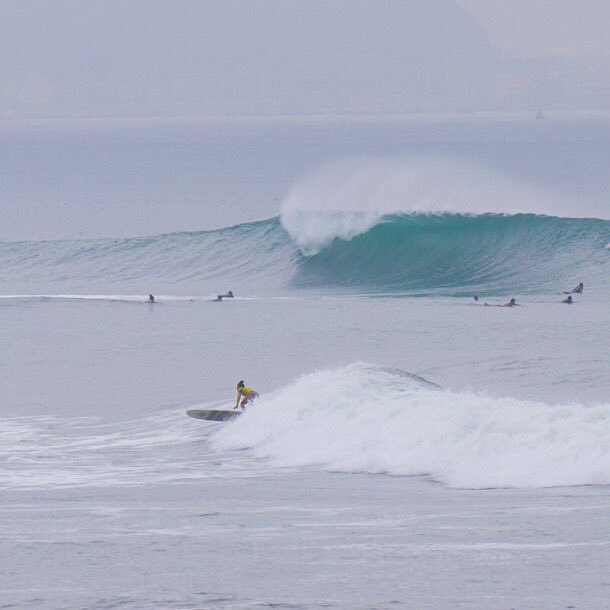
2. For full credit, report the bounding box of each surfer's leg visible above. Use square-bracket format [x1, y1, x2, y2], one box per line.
[240, 392, 258, 408]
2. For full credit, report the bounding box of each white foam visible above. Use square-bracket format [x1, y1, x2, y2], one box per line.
[280, 157, 607, 253]
[0, 409, 262, 490]
[0, 294, 151, 302]
[0, 294, 245, 303]
[212, 363, 610, 489]
[281, 210, 383, 255]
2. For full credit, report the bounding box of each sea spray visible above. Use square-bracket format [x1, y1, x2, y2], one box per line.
[279, 156, 609, 254]
[212, 363, 610, 489]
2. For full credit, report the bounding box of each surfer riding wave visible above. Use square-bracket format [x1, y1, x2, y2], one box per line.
[234, 380, 259, 409]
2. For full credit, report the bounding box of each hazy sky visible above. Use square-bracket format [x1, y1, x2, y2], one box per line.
[458, 0, 610, 60]
[2, 2, 610, 241]
[1, 0, 609, 118]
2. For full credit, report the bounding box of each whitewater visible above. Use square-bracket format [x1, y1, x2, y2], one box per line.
[2, 119, 610, 609]
[213, 363, 610, 489]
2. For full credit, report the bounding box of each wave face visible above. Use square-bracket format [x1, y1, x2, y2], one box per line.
[212, 363, 610, 489]
[1, 213, 608, 295]
[0, 218, 296, 294]
[291, 212, 610, 293]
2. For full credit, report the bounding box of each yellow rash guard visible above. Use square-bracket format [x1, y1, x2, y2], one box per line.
[237, 387, 255, 399]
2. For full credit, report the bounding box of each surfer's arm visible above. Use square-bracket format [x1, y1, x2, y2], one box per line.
[234, 391, 241, 409]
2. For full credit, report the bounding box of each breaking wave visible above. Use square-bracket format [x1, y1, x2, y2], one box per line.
[7, 364, 608, 491]
[291, 212, 609, 293]
[1, 212, 608, 296]
[212, 363, 610, 489]
[2, 157, 609, 295]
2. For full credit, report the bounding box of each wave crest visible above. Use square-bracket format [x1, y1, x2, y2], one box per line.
[280, 157, 609, 253]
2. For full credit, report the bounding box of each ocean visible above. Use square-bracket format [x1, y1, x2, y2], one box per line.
[1, 117, 609, 609]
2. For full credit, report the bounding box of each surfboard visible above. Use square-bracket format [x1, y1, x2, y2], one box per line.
[187, 409, 242, 422]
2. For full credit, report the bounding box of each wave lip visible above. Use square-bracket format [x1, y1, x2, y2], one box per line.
[212, 363, 610, 489]
[279, 157, 610, 252]
[281, 209, 383, 255]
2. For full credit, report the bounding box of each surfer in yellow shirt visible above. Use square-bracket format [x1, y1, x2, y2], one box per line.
[234, 380, 259, 409]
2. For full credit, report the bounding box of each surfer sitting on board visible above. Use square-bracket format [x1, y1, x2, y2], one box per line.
[213, 291, 234, 302]
[564, 282, 584, 294]
[234, 380, 258, 409]
[148, 294, 155, 303]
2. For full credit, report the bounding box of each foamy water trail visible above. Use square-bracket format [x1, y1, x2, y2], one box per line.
[212, 363, 610, 489]
[0, 408, 262, 490]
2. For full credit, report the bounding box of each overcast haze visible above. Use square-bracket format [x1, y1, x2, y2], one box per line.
[1, 0, 610, 119]
[457, 0, 610, 60]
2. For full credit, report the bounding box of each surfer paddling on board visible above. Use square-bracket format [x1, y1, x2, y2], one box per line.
[485, 298, 519, 307]
[234, 380, 258, 410]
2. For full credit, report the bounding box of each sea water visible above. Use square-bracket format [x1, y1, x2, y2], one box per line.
[1, 118, 609, 609]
